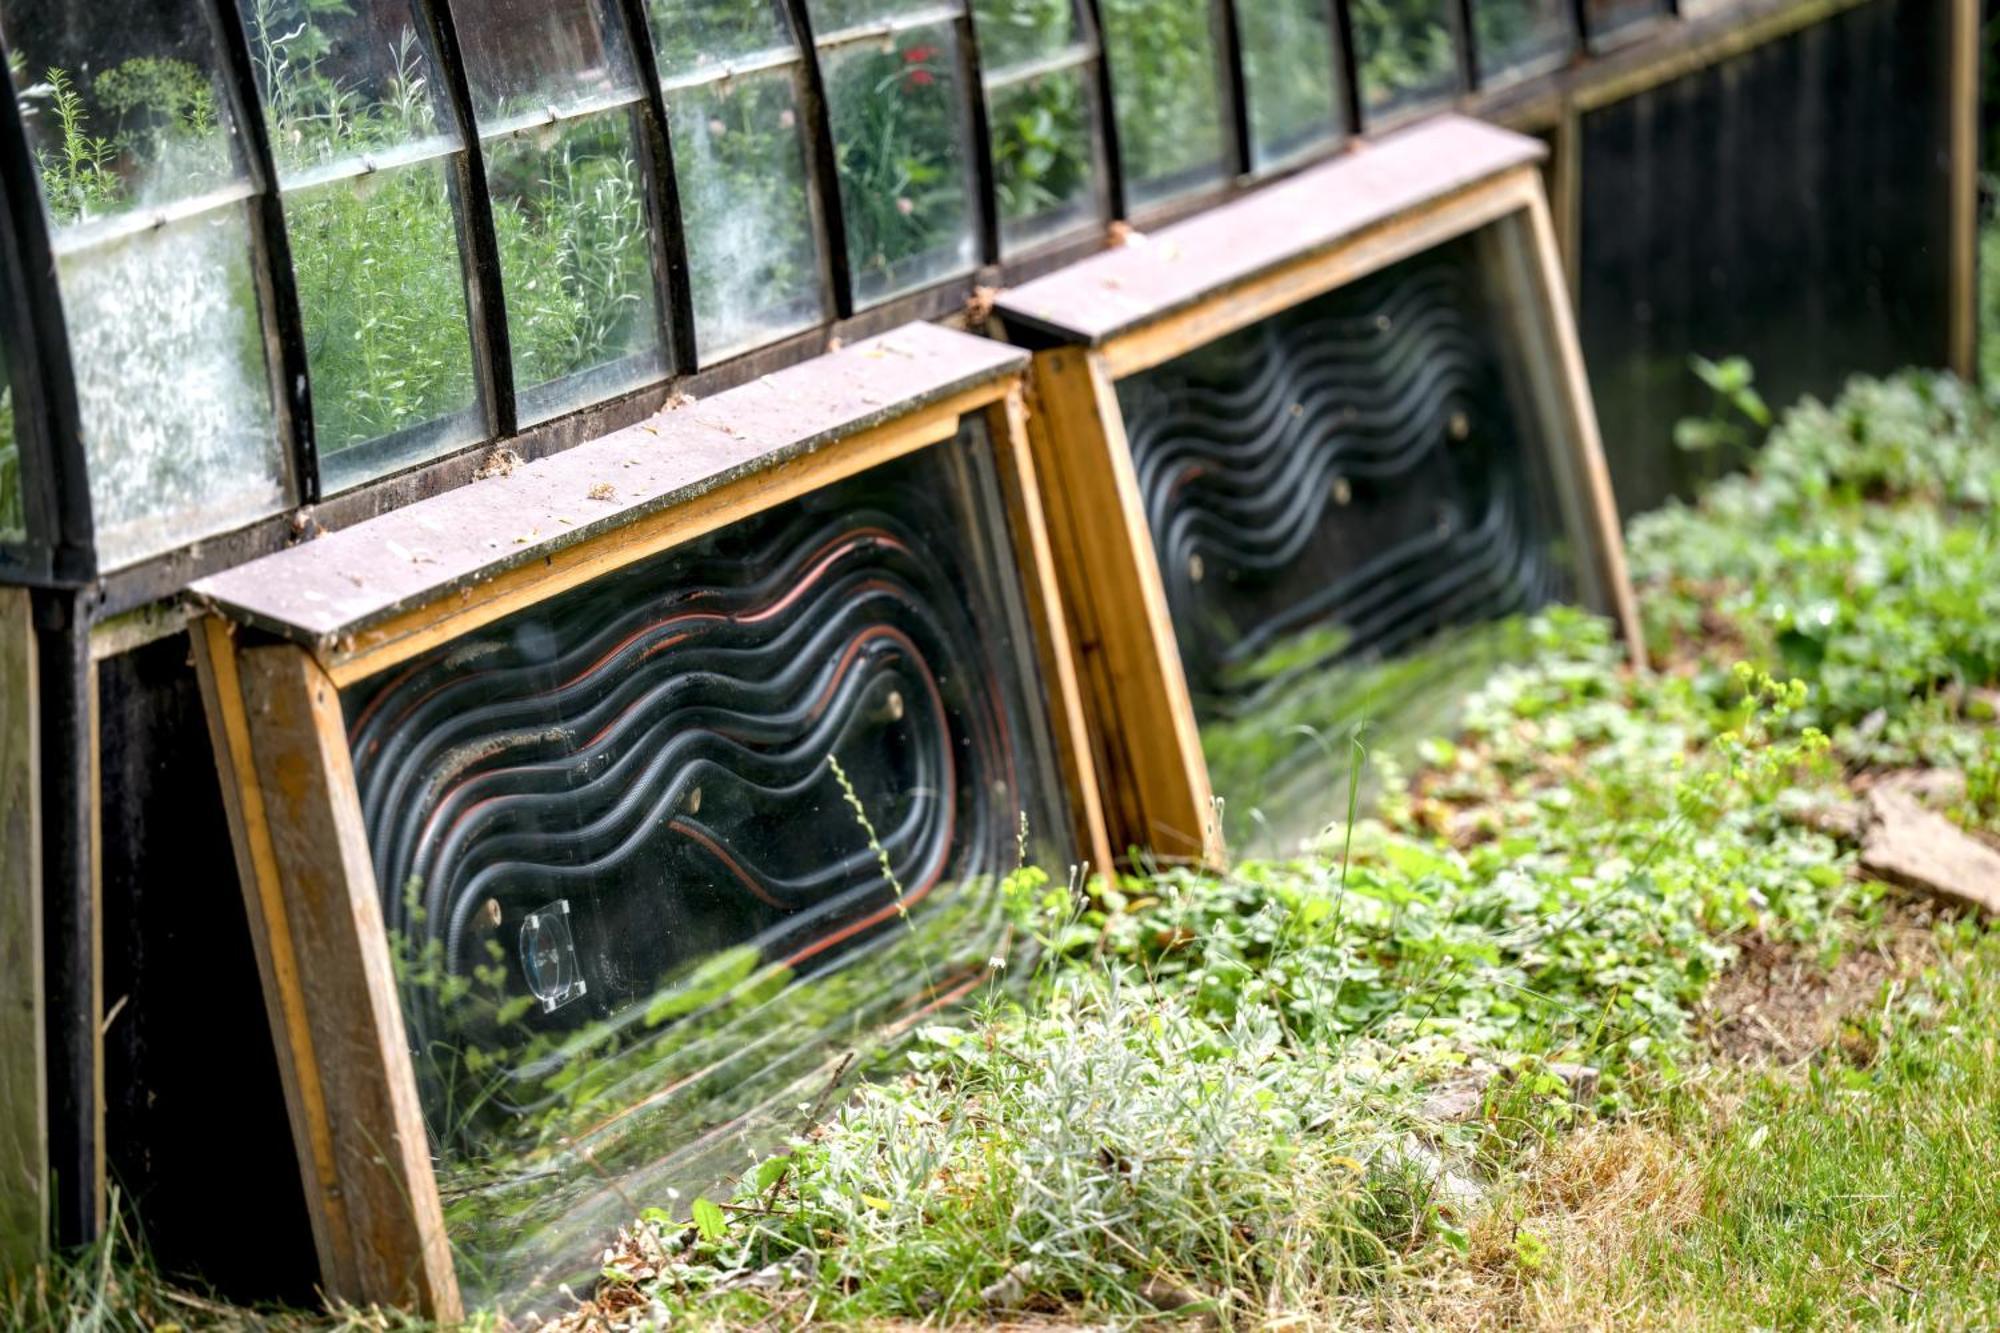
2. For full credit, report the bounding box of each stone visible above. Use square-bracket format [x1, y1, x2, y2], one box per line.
[1860, 787, 2000, 915]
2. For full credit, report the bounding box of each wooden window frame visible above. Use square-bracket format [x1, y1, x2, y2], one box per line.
[994, 114, 1642, 867]
[184, 323, 1110, 1316]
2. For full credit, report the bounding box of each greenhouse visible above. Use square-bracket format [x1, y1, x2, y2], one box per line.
[0, 0, 1987, 1325]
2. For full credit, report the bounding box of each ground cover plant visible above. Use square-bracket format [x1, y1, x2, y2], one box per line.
[7, 368, 2000, 1330]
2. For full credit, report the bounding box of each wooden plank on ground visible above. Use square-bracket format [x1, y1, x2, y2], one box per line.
[195, 630, 460, 1318]
[1024, 349, 1220, 867]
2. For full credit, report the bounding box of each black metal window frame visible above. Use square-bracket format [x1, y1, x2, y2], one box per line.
[0, 24, 92, 586]
[0, 0, 1686, 602]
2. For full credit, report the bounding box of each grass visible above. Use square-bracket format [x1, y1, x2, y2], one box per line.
[11, 367, 2000, 1330]
[1433, 932, 2000, 1329]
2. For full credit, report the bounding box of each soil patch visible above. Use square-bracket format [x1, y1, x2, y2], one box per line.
[1697, 897, 1942, 1065]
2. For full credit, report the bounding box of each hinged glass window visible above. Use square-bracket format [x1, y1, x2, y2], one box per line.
[968, 0, 1108, 253]
[1584, 0, 1668, 43]
[1351, 0, 1460, 123]
[1472, 0, 1572, 85]
[642, 0, 829, 361]
[1097, 0, 1230, 208]
[806, 0, 982, 305]
[451, 0, 671, 425]
[1236, 0, 1346, 170]
[240, 0, 485, 491]
[2, 0, 292, 568]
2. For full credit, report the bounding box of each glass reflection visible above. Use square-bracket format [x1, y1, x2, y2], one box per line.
[0, 225, 18, 542]
[61, 211, 285, 568]
[2, 0, 290, 566]
[1115, 238, 1573, 856]
[1236, 0, 1343, 168]
[668, 71, 822, 358]
[1586, 0, 1667, 39]
[971, 0, 1105, 253]
[339, 424, 1073, 1309]
[1473, 0, 1571, 83]
[451, 0, 668, 422]
[287, 159, 482, 486]
[643, 0, 827, 361]
[1351, 0, 1458, 122]
[242, 0, 484, 487]
[485, 107, 664, 421]
[818, 23, 980, 305]
[1098, 0, 1229, 207]
[2, 0, 246, 220]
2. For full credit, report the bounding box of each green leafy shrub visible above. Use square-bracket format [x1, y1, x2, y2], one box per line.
[1099, 0, 1228, 199]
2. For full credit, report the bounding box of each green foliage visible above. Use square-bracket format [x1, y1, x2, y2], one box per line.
[624, 974, 1424, 1324]
[1632, 371, 2000, 767]
[1672, 352, 1771, 459]
[668, 74, 819, 354]
[988, 70, 1092, 233]
[825, 33, 973, 299]
[1350, 0, 1456, 113]
[600, 369, 2000, 1324]
[1099, 0, 1228, 195]
[287, 166, 478, 455]
[1236, 0, 1340, 163]
[487, 115, 659, 395]
[33, 68, 125, 223]
[250, 0, 659, 450]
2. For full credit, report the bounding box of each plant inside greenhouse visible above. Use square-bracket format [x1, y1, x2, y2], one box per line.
[0, 1, 1995, 1330]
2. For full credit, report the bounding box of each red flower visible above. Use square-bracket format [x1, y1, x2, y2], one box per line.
[901, 43, 938, 87]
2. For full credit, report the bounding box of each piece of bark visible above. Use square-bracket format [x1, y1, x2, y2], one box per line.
[1861, 787, 2000, 915]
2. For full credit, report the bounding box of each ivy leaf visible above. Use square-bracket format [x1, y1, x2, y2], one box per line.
[691, 1196, 728, 1241]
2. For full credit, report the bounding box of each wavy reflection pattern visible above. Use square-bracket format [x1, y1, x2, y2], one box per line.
[1119, 251, 1569, 709]
[342, 465, 1032, 1144]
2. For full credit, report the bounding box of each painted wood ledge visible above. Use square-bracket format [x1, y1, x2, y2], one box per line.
[992, 116, 1546, 348]
[190, 323, 1027, 653]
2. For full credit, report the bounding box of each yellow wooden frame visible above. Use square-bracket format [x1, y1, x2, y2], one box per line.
[192, 377, 1111, 1316]
[1015, 165, 1642, 869]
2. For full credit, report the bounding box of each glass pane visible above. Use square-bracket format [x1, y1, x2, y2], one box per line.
[59, 207, 287, 568]
[988, 63, 1100, 252]
[1351, 0, 1458, 123]
[1586, 0, 1666, 39]
[452, 0, 644, 122]
[240, 0, 458, 181]
[647, 0, 800, 75]
[339, 425, 1074, 1308]
[1473, 0, 1570, 81]
[485, 106, 665, 425]
[969, 0, 1078, 69]
[1115, 238, 1572, 857]
[821, 24, 979, 304]
[0, 282, 18, 542]
[288, 158, 483, 490]
[0, 0, 247, 222]
[668, 68, 825, 360]
[1237, 0, 1342, 169]
[1099, 0, 1228, 207]
[807, 0, 959, 39]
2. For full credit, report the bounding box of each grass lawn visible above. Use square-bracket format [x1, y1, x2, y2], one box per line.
[10, 370, 2000, 1331]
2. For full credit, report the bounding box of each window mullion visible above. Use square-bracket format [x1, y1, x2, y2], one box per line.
[417, 0, 517, 438]
[213, 0, 319, 503]
[611, 0, 700, 374]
